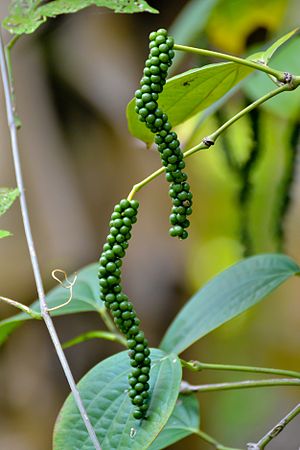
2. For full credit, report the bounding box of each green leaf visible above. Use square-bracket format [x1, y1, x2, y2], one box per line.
[148, 395, 199, 450]
[53, 349, 182, 450]
[0, 262, 102, 346]
[244, 38, 300, 120]
[0, 188, 19, 216]
[0, 230, 12, 239]
[160, 254, 300, 355]
[127, 62, 252, 144]
[258, 28, 299, 64]
[3, 0, 158, 35]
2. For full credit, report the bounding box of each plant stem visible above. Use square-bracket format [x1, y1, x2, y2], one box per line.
[181, 359, 300, 379]
[127, 84, 291, 201]
[180, 378, 300, 394]
[0, 32, 101, 450]
[99, 306, 120, 334]
[63, 330, 127, 349]
[174, 44, 286, 81]
[247, 403, 300, 449]
[206, 84, 290, 143]
[5, 35, 20, 125]
[0, 296, 41, 319]
[194, 429, 242, 450]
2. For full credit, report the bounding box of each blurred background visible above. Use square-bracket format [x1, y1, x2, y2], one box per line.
[0, 0, 300, 448]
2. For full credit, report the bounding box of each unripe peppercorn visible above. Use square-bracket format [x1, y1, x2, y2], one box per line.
[98, 199, 151, 419]
[135, 29, 193, 239]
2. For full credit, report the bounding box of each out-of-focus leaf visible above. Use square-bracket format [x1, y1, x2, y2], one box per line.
[169, 0, 219, 71]
[0, 230, 12, 239]
[160, 254, 300, 355]
[0, 263, 102, 346]
[3, 0, 158, 35]
[53, 349, 182, 450]
[148, 395, 199, 450]
[127, 62, 252, 144]
[206, 0, 289, 54]
[0, 188, 19, 216]
[244, 38, 300, 120]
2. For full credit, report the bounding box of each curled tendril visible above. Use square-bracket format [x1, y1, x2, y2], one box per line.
[46, 269, 77, 312]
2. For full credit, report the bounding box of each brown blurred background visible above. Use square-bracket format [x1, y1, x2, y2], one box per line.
[0, 0, 300, 448]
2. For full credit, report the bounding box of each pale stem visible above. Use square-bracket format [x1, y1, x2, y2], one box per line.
[247, 403, 300, 449]
[180, 378, 300, 394]
[0, 32, 101, 450]
[181, 359, 300, 379]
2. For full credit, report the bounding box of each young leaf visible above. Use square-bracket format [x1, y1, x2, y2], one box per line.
[148, 395, 200, 450]
[252, 28, 299, 65]
[3, 0, 158, 35]
[127, 62, 252, 144]
[0, 188, 19, 216]
[53, 349, 182, 450]
[0, 262, 102, 346]
[160, 254, 300, 355]
[0, 230, 12, 239]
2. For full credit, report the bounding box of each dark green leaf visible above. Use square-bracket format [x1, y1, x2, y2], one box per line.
[148, 395, 199, 450]
[3, 0, 158, 35]
[127, 62, 252, 144]
[160, 254, 300, 355]
[53, 349, 182, 450]
[244, 38, 300, 120]
[0, 188, 19, 216]
[0, 230, 12, 239]
[0, 263, 102, 346]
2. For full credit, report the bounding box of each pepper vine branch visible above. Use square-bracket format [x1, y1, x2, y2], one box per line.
[180, 378, 300, 394]
[127, 84, 293, 201]
[247, 402, 300, 449]
[174, 44, 289, 82]
[0, 31, 101, 450]
[181, 358, 300, 379]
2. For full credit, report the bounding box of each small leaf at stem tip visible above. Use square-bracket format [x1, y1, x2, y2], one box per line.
[0, 187, 19, 216]
[248, 28, 299, 66]
[261, 28, 299, 64]
[2, 0, 158, 35]
[0, 230, 12, 239]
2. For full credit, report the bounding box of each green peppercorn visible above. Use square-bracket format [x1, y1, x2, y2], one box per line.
[98, 199, 151, 420]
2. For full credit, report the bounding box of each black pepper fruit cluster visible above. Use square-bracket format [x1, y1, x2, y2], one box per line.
[98, 199, 151, 420]
[135, 28, 193, 240]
